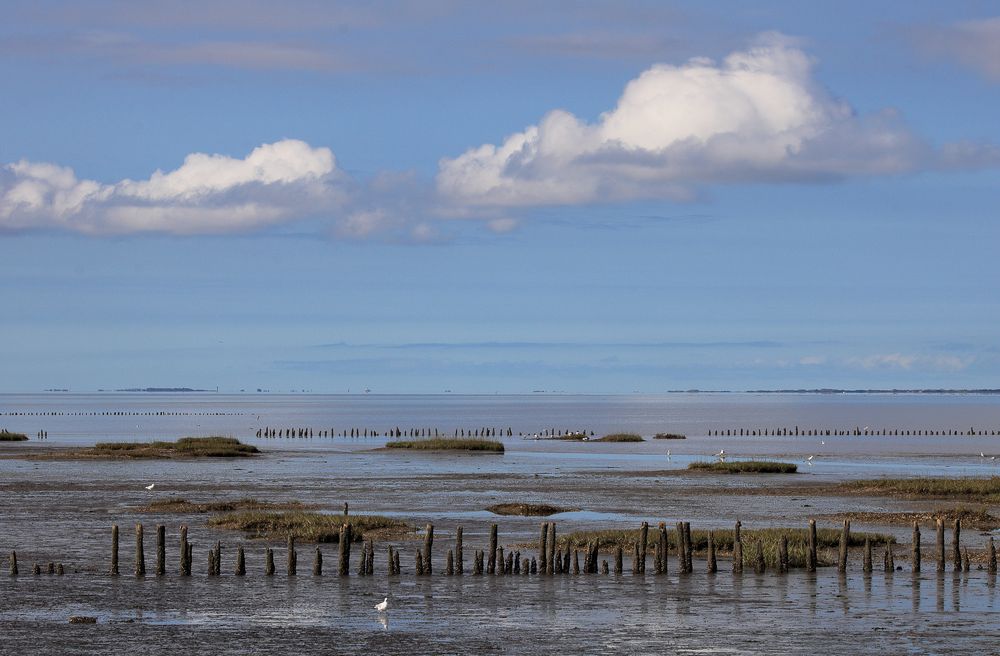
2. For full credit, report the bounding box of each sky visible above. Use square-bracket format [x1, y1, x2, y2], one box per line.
[1, 0, 999, 393]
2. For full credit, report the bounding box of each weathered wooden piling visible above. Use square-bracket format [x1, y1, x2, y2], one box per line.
[683, 522, 693, 573]
[600, 560, 608, 574]
[498, 547, 507, 575]
[540, 523, 552, 574]
[423, 524, 434, 575]
[638, 522, 648, 574]
[656, 523, 667, 575]
[357, 542, 367, 575]
[654, 537, 662, 575]
[56, 564, 64, 575]
[46, 562, 54, 575]
[807, 520, 817, 573]
[778, 535, 788, 574]
[456, 526, 464, 575]
[135, 523, 146, 577]
[735, 520, 741, 544]
[506, 551, 514, 575]
[488, 524, 499, 575]
[446, 549, 454, 575]
[111, 524, 119, 576]
[236, 545, 246, 575]
[707, 531, 717, 573]
[936, 518, 946, 572]
[393, 549, 400, 575]
[338, 524, 352, 575]
[287, 536, 297, 576]
[837, 520, 850, 573]
[754, 541, 766, 574]
[863, 538, 872, 573]
[7, 551, 17, 577]
[732, 540, 743, 574]
[33, 564, 40, 575]
[474, 550, 484, 575]
[265, 547, 275, 575]
[912, 522, 921, 573]
[554, 547, 562, 574]
[675, 522, 686, 572]
[614, 546, 623, 575]
[313, 547, 323, 576]
[952, 519, 962, 572]
[546, 523, 556, 576]
[988, 537, 996, 574]
[962, 547, 970, 573]
[415, 551, 424, 575]
[155, 525, 165, 576]
[515, 551, 521, 574]
[366, 540, 373, 574]
[207, 547, 216, 576]
[530, 557, 537, 574]
[178, 525, 188, 576]
[883, 544, 894, 573]
[186, 542, 193, 575]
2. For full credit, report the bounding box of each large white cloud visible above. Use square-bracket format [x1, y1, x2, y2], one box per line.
[0, 139, 345, 234]
[436, 35, 936, 207]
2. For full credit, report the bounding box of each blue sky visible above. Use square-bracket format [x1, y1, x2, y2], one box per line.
[2, 1, 999, 393]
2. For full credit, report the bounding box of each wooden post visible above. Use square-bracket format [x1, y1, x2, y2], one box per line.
[601, 560, 609, 574]
[179, 525, 188, 576]
[473, 550, 483, 575]
[287, 536, 296, 576]
[962, 547, 970, 573]
[498, 546, 507, 575]
[638, 522, 648, 574]
[936, 518, 945, 572]
[265, 547, 275, 575]
[807, 520, 817, 573]
[366, 540, 373, 575]
[838, 520, 849, 573]
[614, 546, 623, 575]
[675, 522, 685, 573]
[658, 523, 668, 575]
[185, 543, 192, 576]
[632, 542, 640, 575]
[863, 538, 872, 573]
[654, 536, 662, 575]
[135, 523, 145, 577]
[156, 525, 165, 576]
[732, 540, 743, 574]
[208, 546, 216, 576]
[338, 524, 352, 575]
[393, 549, 400, 575]
[506, 551, 514, 575]
[538, 523, 548, 574]
[988, 537, 996, 574]
[515, 551, 522, 574]
[778, 535, 788, 573]
[446, 549, 454, 575]
[456, 526, 464, 575]
[423, 524, 434, 576]
[236, 545, 246, 576]
[530, 557, 536, 574]
[754, 541, 765, 574]
[546, 523, 556, 576]
[357, 542, 366, 575]
[488, 524, 498, 575]
[415, 551, 424, 576]
[9, 551, 17, 576]
[952, 519, 961, 571]
[313, 547, 323, 576]
[707, 531, 717, 573]
[572, 550, 580, 574]
[215, 541, 222, 576]
[735, 520, 741, 544]
[683, 522, 693, 573]
[111, 524, 119, 576]
[912, 522, 921, 573]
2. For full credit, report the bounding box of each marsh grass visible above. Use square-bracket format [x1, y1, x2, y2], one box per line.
[85, 437, 260, 458]
[841, 477, 1000, 501]
[653, 433, 686, 440]
[689, 460, 797, 474]
[831, 506, 1000, 530]
[597, 433, 644, 442]
[553, 433, 588, 440]
[208, 510, 408, 543]
[385, 438, 504, 452]
[486, 503, 571, 516]
[559, 527, 893, 569]
[140, 497, 308, 514]
[0, 430, 29, 441]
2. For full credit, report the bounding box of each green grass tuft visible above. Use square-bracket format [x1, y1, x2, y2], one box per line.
[385, 438, 504, 452]
[596, 433, 644, 442]
[76, 437, 259, 459]
[688, 460, 797, 474]
[140, 497, 308, 513]
[653, 433, 686, 440]
[0, 430, 29, 441]
[486, 503, 571, 516]
[208, 510, 408, 543]
[841, 477, 1000, 501]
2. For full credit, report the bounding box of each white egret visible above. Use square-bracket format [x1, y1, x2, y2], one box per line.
[145, 483, 155, 490]
[374, 597, 389, 612]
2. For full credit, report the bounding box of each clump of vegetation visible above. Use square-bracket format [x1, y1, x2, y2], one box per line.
[209, 510, 408, 543]
[140, 497, 308, 514]
[688, 460, 797, 474]
[385, 438, 504, 452]
[553, 433, 589, 440]
[840, 477, 1000, 501]
[487, 503, 572, 516]
[653, 433, 686, 440]
[86, 437, 260, 459]
[830, 507, 1000, 530]
[559, 526, 893, 569]
[0, 430, 29, 441]
[596, 433, 644, 442]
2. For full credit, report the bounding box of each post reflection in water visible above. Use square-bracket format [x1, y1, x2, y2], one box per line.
[911, 574, 920, 613]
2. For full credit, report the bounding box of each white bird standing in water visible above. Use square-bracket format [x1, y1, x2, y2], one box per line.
[666, 450, 671, 459]
[374, 597, 389, 613]
[715, 449, 725, 458]
[145, 483, 155, 490]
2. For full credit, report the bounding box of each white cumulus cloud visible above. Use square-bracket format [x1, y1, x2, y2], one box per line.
[0, 140, 346, 234]
[436, 34, 954, 207]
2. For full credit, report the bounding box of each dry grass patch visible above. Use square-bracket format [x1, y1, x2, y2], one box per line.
[209, 510, 409, 543]
[30, 436, 261, 460]
[0, 430, 28, 441]
[385, 438, 504, 452]
[841, 477, 1000, 502]
[689, 460, 797, 474]
[829, 507, 1000, 530]
[487, 503, 572, 516]
[653, 433, 686, 440]
[140, 497, 309, 514]
[596, 433, 644, 442]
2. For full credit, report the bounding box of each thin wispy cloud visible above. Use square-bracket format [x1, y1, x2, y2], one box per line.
[910, 16, 1000, 81]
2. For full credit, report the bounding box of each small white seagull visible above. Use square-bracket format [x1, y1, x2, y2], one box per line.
[666, 450, 671, 458]
[807, 455, 814, 461]
[715, 449, 725, 458]
[981, 452, 986, 458]
[145, 483, 155, 490]
[374, 597, 389, 613]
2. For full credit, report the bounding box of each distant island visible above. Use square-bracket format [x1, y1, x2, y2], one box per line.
[115, 387, 216, 393]
[741, 388, 1000, 395]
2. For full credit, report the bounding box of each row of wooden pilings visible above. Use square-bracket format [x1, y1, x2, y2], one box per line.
[7, 517, 999, 580]
[709, 427, 1000, 437]
[1, 411, 243, 416]
[254, 427, 580, 439]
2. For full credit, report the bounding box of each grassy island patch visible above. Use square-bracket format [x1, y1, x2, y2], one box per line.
[653, 433, 686, 440]
[486, 503, 571, 516]
[385, 438, 504, 452]
[688, 460, 797, 474]
[839, 477, 1000, 502]
[28, 436, 259, 460]
[829, 507, 1000, 530]
[596, 433, 644, 442]
[559, 526, 892, 569]
[0, 430, 29, 442]
[553, 433, 589, 440]
[140, 497, 308, 514]
[208, 510, 408, 543]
